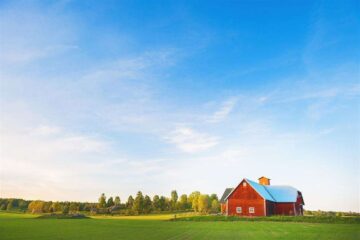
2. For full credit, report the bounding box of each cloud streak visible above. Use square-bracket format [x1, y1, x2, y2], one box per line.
[165, 127, 219, 153]
[207, 97, 238, 123]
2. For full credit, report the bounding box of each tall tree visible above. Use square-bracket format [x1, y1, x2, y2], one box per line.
[107, 197, 114, 207]
[210, 194, 218, 202]
[211, 199, 220, 213]
[189, 191, 200, 212]
[143, 195, 152, 213]
[69, 202, 79, 213]
[114, 196, 121, 206]
[49, 202, 58, 212]
[179, 194, 188, 210]
[159, 196, 166, 211]
[126, 195, 134, 209]
[198, 194, 210, 213]
[133, 191, 144, 214]
[152, 195, 160, 211]
[171, 190, 178, 210]
[98, 193, 106, 208]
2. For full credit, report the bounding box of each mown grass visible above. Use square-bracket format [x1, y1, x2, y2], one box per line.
[174, 214, 360, 224]
[0, 212, 359, 240]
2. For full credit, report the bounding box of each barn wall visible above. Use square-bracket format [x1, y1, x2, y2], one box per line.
[266, 201, 275, 216]
[274, 203, 296, 215]
[227, 180, 265, 216]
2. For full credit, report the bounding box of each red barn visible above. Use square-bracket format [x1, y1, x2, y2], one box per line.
[220, 177, 304, 216]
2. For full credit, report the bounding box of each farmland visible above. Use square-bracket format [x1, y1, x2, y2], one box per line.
[0, 212, 359, 240]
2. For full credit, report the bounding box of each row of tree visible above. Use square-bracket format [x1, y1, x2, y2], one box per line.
[0, 190, 220, 215]
[97, 191, 220, 214]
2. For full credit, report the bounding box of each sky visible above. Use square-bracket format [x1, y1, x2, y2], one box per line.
[0, 0, 359, 212]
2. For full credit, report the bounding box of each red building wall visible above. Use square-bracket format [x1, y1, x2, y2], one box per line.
[273, 203, 295, 215]
[227, 180, 266, 216]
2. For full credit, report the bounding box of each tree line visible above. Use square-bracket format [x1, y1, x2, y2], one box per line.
[0, 190, 220, 215]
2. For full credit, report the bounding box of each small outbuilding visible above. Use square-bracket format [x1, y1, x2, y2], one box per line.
[220, 177, 304, 216]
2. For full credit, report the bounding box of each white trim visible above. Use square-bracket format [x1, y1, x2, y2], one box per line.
[264, 199, 266, 216]
[226, 199, 229, 216]
[249, 207, 255, 214]
[293, 203, 296, 216]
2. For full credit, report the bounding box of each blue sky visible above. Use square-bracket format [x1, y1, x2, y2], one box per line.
[0, 0, 359, 212]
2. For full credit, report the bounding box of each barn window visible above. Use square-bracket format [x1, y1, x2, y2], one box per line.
[249, 207, 255, 213]
[236, 207, 242, 213]
[243, 182, 247, 187]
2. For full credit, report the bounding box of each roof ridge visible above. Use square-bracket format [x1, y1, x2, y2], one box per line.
[263, 185, 276, 202]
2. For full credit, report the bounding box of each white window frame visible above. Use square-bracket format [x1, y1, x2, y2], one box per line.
[249, 207, 255, 214]
[236, 207, 242, 214]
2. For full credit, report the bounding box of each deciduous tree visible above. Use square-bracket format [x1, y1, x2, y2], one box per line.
[114, 196, 121, 206]
[98, 193, 106, 208]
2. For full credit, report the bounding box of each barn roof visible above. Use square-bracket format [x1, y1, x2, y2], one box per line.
[245, 178, 275, 201]
[265, 185, 299, 203]
[225, 178, 300, 203]
[219, 188, 233, 203]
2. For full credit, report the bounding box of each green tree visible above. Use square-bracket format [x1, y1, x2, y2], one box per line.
[126, 195, 134, 209]
[152, 195, 160, 211]
[198, 194, 210, 213]
[69, 202, 79, 213]
[28, 201, 45, 213]
[62, 204, 69, 214]
[18, 200, 29, 211]
[189, 191, 200, 212]
[179, 194, 188, 210]
[210, 194, 218, 202]
[6, 199, 14, 211]
[50, 202, 61, 212]
[171, 190, 178, 210]
[114, 196, 121, 206]
[133, 191, 144, 214]
[143, 195, 152, 214]
[98, 193, 106, 208]
[43, 201, 52, 213]
[159, 196, 167, 211]
[211, 199, 220, 213]
[107, 197, 114, 207]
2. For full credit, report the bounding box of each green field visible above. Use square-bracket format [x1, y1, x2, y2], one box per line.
[0, 212, 359, 240]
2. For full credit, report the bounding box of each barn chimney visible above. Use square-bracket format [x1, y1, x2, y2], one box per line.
[258, 176, 270, 185]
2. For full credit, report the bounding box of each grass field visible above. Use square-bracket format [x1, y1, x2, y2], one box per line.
[0, 212, 359, 240]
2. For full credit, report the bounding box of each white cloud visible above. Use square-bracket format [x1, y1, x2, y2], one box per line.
[207, 97, 238, 123]
[165, 127, 219, 153]
[32, 125, 62, 136]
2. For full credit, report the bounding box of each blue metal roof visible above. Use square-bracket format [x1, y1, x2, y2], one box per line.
[225, 178, 300, 203]
[245, 178, 275, 201]
[265, 185, 298, 203]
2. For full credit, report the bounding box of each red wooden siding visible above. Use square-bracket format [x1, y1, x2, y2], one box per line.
[273, 203, 295, 215]
[227, 180, 266, 216]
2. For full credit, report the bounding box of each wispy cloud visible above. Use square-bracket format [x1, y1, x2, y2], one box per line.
[0, 3, 77, 65]
[165, 127, 219, 153]
[207, 97, 238, 123]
